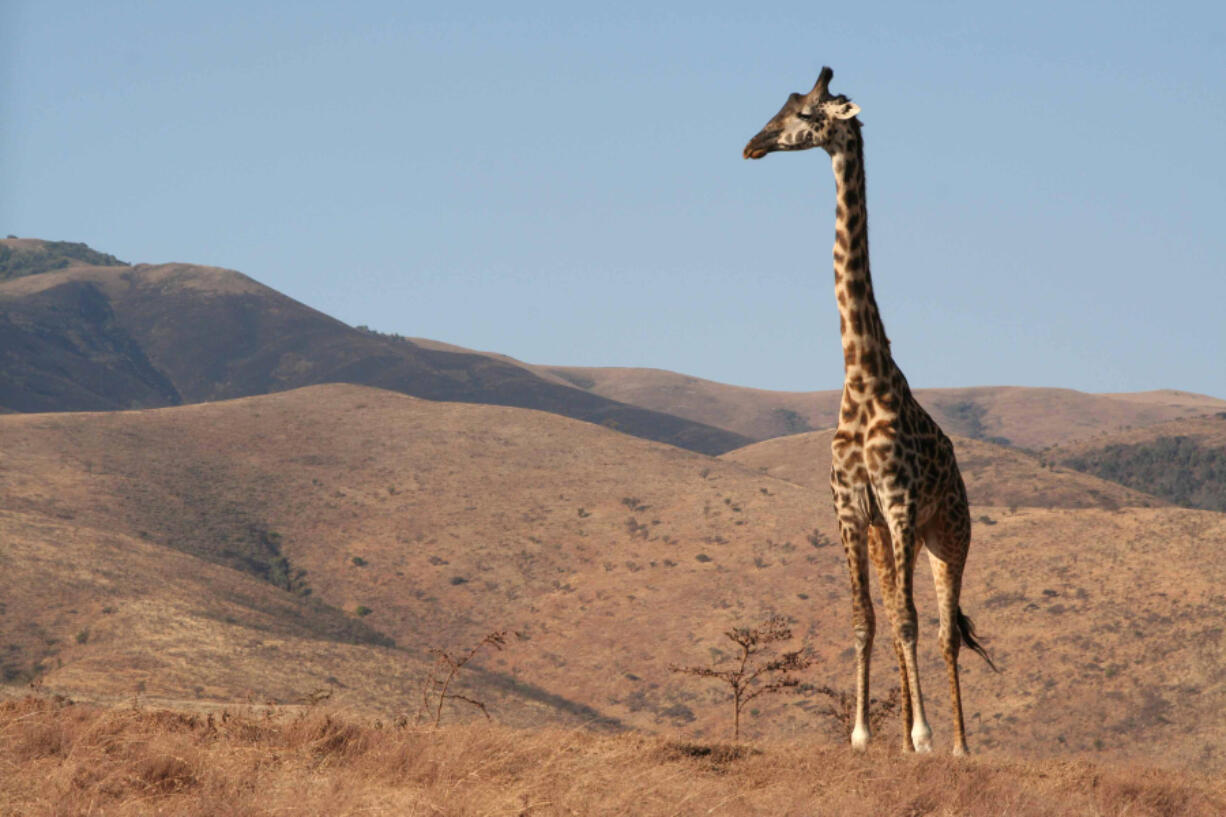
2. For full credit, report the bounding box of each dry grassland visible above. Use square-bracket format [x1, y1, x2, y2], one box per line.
[3, 696, 1224, 817]
[3, 385, 1225, 776]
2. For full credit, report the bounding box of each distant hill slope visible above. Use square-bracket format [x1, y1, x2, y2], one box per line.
[721, 431, 1166, 510]
[3, 384, 1226, 771]
[0, 238, 748, 455]
[1048, 413, 1226, 512]
[535, 366, 1226, 450]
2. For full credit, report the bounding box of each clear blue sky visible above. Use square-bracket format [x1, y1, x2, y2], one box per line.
[4, 1, 1224, 397]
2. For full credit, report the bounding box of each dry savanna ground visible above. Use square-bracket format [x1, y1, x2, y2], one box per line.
[2, 383, 1225, 804]
[3, 695, 1225, 817]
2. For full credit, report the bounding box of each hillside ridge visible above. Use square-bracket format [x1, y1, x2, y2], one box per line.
[0, 239, 748, 454]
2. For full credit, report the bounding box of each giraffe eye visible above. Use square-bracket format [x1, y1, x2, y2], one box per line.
[797, 111, 816, 121]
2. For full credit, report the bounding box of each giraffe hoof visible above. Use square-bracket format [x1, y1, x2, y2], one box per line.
[911, 728, 933, 753]
[952, 745, 969, 758]
[851, 726, 870, 751]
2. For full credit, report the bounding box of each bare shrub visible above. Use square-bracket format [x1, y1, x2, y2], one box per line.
[669, 616, 813, 741]
[808, 529, 834, 548]
[420, 630, 508, 726]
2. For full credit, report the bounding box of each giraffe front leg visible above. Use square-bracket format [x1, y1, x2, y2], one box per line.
[837, 514, 874, 751]
[869, 524, 913, 752]
[886, 513, 932, 753]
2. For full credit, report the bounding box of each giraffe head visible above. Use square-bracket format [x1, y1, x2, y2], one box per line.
[742, 67, 861, 159]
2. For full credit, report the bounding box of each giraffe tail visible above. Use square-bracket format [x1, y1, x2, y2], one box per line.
[957, 608, 1000, 673]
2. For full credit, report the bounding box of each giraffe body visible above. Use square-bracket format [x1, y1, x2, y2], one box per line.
[744, 67, 994, 755]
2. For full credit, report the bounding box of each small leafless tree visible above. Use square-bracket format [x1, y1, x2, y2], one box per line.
[420, 630, 507, 727]
[669, 615, 813, 741]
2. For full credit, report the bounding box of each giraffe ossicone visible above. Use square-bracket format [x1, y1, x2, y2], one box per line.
[744, 66, 997, 756]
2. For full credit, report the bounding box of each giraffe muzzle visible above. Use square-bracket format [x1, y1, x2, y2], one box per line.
[742, 130, 781, 160]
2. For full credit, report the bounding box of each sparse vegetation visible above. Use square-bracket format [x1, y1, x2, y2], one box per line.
[624, 517, 649, 539]
[772, 407, 813, 434]
[1059, 435, 1226, 512]
[669, 616, 813, 741]
[808, 529, 834, 548]
[548, 368, 596, 390]
[809, 684, 902, 742]
[940, 400, 1012, 446]
[0, 240, 126, 280]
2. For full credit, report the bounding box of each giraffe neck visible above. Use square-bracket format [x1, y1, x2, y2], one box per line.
[830, 123, 893, 386]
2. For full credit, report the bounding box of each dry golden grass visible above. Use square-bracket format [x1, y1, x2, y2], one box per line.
[2, 696, 1223, 817]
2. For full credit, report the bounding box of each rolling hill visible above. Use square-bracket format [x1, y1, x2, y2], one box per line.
[3, 384, 1224, 773]
[0, 238, 748, 454]
[411, 339, 1226, 449]
[528, 367, 1226, 450]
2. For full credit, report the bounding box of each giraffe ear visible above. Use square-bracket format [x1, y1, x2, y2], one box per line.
[832, 100, 861, 120]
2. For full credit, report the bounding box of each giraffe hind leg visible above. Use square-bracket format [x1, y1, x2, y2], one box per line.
[926, 532, 970, 756]
[868, 524, 913, 751]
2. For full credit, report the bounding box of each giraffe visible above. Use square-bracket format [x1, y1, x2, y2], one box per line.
[743, 67, 996, 755]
